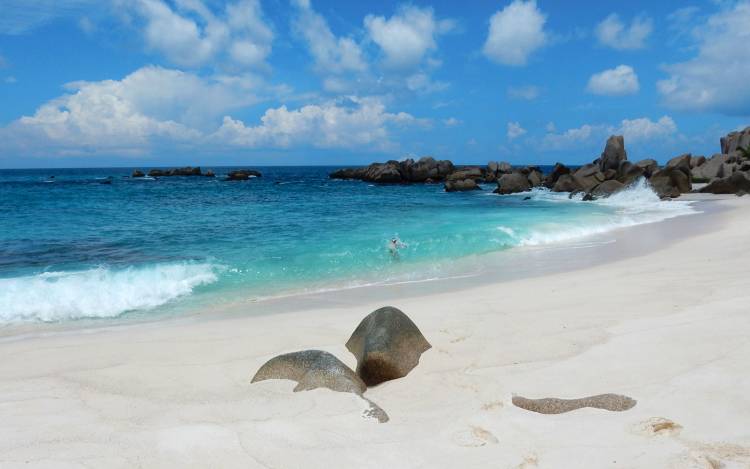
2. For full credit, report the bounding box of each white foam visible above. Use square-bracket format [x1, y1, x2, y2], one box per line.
[516, 178, 698, 246]
[0, 262, 218, 322]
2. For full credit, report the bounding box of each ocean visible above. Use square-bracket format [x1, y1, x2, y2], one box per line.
[0, 166, 697, 323]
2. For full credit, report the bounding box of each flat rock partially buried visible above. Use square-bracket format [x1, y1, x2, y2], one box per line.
[251, 349, 366, 394]
[512, 393, 637, 414]
[346, 306, 432, 386]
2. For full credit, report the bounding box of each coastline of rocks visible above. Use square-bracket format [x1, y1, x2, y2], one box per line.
[329, 126, 750, 199]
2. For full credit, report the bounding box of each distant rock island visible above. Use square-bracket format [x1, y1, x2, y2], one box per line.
[329, 126, 750, 198]
[131, 167, 261, 180]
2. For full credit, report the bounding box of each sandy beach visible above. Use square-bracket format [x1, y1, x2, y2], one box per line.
[1, 195, 749, 469]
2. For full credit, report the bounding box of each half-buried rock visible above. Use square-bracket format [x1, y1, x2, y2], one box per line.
[252, 349, 365, 394]
[346, 306, 431, 386]
[512, 393, 636, 414]
[251, 350, 389, 423]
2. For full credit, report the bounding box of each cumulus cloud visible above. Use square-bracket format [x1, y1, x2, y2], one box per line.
[613, 116, 677, 143]
[131, 0, 273, 69]
[291, 0, 367, 74]
[364, 5, 454, 70]
[3, 66, 261, 152]
[543, 116, 677, 149]
[507, 84, 540, 100]
[507, 121, 527, 140]
[595, 13, 653, 50]
[658, 2, 750, 116]
[586, 65, 639, 96]
[212, 97, 426, 149]
[483, 0, 547, 66]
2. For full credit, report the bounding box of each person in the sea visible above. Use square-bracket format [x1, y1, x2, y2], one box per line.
[388, 237, 407, 258]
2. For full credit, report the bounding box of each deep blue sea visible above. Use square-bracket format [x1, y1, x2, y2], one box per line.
[0, 166, 696, 322]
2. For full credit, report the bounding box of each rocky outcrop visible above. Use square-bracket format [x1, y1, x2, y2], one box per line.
[691, 153, 739, 181]
[226, 169, 262, 181]
[598, 135, 627, 173]
[544, 163, 570, 188]
[252, 350, 366, 394]
[205, 170, 215, 178]
[634, 159, 659, 178]
[591, 179, 625, 198]
[132, 170, 145, 178]
[649, 167, 691, 198]
[330, 157, 454, 184]
[494, 171, 531, 194]
[446, 167, 485, 182]
[345, 306, 431, 386]
[616, 161, 645, 186]
[665, 154, 692, 177]
[444, 179, 480, 192]
[148, 167, 203, 177]
[486, 161, 512, 182]
[572, 164, 606, 192]
[720, 126, 750, 155]
[699, 172, 750, 194]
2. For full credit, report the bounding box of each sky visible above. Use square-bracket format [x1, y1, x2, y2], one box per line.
[0, 0, 748, 168]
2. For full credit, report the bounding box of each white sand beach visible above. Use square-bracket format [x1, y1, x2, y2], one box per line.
[1, 195, 749, 469]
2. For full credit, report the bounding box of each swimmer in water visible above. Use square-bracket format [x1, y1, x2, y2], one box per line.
[388, 237, 407, 258]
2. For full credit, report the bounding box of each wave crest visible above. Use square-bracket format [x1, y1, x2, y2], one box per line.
[0, 262, 218, 322]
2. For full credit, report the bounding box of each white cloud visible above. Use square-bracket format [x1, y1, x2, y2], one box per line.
[658, 2, 750, 116]
[545, 121, 556, 132]
[586, 65, 639, 96]
[405, 73, 449, 94]
[543, 116, 677, 149]
[595, 13, 653, 50]
[291, 0, 367, 74]
[132, 0, 273, 69]
[543, 124, 597, 149]
[364, 5, 454, 70]
[0, 0, 102, 35]
[212, 97, 426, 150]
[443, 117, 461, 127]
[507, 121, 527, 140]
[613, 116, 677, 143]
[5, 66, 260, 151]
[507, 84, 540, 100]
[483, 0, 547, 66]
[5, 76, 17, 84]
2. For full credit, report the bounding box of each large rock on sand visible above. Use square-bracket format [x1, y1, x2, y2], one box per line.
[252, 350, 366, 394]
[345, 306, 431, 386]
[699, 172, 750, 194]
[599, 135, 627, 172]
[649, 167, 691, 198]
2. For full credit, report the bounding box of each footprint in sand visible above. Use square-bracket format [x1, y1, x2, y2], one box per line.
[632, 417, 682, 437]
[512, 393, 636, 414]
[452, 426, 499, 447]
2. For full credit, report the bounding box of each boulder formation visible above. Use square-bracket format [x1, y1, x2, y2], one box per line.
[494, 171, 531, 194]
[721, 126, 750, 155]
[226, 169, 262, 181]
[598, 135, 627, 173]
[147, 166, 203, 177]
[699, 172, 750, 195]
[330, 157, 454, 184]
[345, 306, 431, 386]
[444, 179, 480, 192]
[132, 170, 145, 178]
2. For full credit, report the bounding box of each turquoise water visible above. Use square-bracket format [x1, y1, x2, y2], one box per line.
[0, 167, 696, 322]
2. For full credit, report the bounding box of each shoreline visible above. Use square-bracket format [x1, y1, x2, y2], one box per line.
[0, 195, 749, 467]
[0, 193, 723, 341]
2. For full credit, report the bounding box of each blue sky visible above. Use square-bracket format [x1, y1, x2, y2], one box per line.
[0, 0, 748, 168]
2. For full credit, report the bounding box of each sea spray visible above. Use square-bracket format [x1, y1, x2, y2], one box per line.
[0, 262, 218, 322]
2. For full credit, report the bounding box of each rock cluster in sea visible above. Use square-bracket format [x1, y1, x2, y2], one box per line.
[329, 126, 750, 198]
[131, 167, 260, 179]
